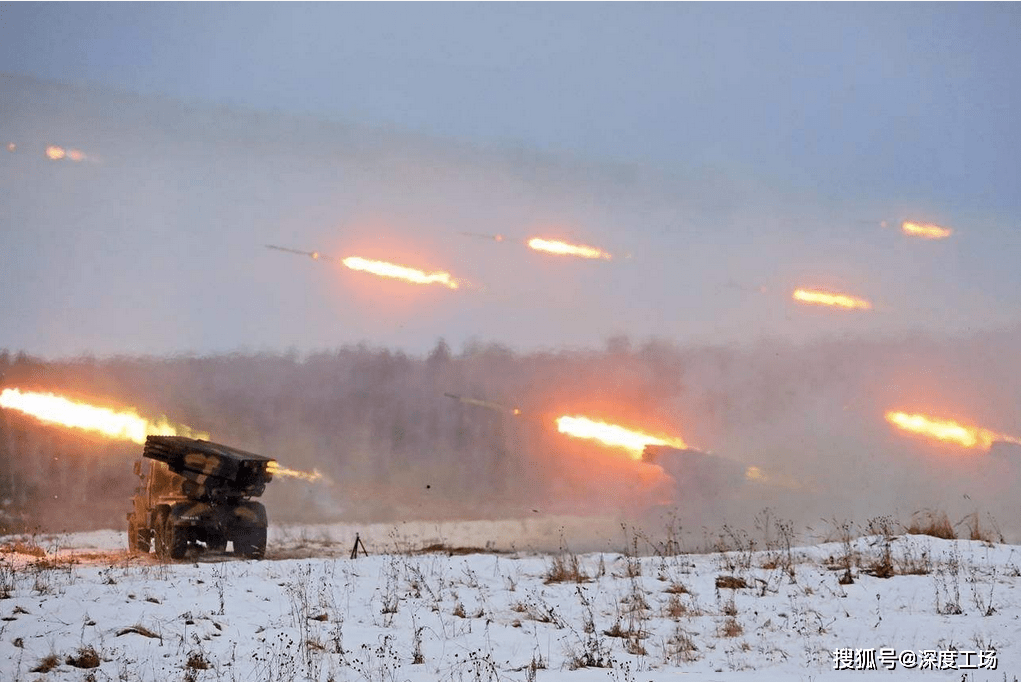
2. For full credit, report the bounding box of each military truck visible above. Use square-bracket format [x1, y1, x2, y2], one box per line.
[127, 435, 275, 560]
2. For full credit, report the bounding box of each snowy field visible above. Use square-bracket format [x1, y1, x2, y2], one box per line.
[1, 520, 1018, 682]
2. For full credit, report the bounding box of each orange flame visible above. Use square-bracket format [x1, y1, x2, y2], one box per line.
[792, 288, 872, 311]
[267, 461, 325, 483]
[67, 149, 86, 162]
[902, 221, 952, 240]
[45, 145, 66, 161]
[0, 388, 208, 444]
[885, 410, 1021, 450]
[555, 415, 686, 459]
[527, 237, 612, 260]
[341, 256, 459, 289]
[6, 143, 15, 153]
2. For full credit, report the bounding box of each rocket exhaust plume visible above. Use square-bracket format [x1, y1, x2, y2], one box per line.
[555, 415, 687, 459]
[902, 221, 953, 240]
[527, 237, 612, 260]
[885, 410, 1021, 450]
[267, 461, 326, 483]
[792, 288, 873, 311]
[0, 388, 208, 444]
[43, 146, 89, 162]
[342, 256, 460, 289]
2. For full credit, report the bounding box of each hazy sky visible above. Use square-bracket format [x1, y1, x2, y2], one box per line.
[1, 3, 1020, 358]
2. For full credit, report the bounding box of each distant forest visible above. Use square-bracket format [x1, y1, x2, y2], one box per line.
[2, 329, 1020, 537]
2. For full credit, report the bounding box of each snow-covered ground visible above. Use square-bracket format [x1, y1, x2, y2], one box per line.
[1, 521, 1018, 681]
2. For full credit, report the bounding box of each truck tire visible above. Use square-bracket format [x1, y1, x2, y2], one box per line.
[205, 532, 227, 553]
[234, 527, 267, 559]
[166, 517, 188, 560]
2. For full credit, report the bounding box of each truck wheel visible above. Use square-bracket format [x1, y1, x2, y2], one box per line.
[154, 511, 171, 560]
[234, 527, 267, 559]
[127, 517, 150, 553]
[205, 532, 227, 553]
[166, 518, 188, 560]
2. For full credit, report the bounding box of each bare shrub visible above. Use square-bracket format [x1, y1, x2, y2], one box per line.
[185, 651, 211, 670]
[907, 510, 956, 540]
[934, 547, 963, 615]
[663, 594, 687, 619]
[963, 512, 1002, 544]
[896, 541, 932, 575]
[866, 515, 898, 540]
[663, 625, 699, 664]
[0, 557, 13, 598]
[864, 542, 894, 579]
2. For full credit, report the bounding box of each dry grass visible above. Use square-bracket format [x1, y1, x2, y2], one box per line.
[664, 626, 699, 664]
[31, 653, 60, 673]
[545, 553, 589, 584]
[0, 541, 46, 558]
[116, 625, 161, 639]
[906, 510, 956, 540]
[663, 594, 687, 619]
[66, 645, 101, 669]
[417, 543, 506, 556]
[718, 617, 743, 638]
[715, 575, 748, 589]
[663, 581, 689, 595]
[185, 651, 210, 670]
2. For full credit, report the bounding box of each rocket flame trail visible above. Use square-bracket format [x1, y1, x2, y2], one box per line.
[0, 388, 208, 444]
[527, 238, 612, 260]
[885, 410, 1021, 450]
[792, 288, 873, 311]
[267, 461, 325, 483]
[45, 145, 66, 160]
[902, 221, 953, 240]
[555, 415, 687, 459]
[342, 256, 459, 289]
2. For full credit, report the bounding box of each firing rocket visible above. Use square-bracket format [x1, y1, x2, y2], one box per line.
[458, 232, 506, 242]
[265, 244, 334, 261]
[443, 393, 522, 415]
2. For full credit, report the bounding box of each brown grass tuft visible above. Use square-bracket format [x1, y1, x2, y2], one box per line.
[31, 653, 60, 673]
[906, 510, 955, 540]
[545, 553, 589, 584]
[719, 617, 743, 638]
[715, 575, 748, 589]
[66, 645, 101, 669]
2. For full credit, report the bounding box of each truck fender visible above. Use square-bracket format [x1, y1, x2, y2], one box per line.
[233, 501, 268, 528]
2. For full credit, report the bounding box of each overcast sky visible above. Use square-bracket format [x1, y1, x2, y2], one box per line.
[1, 3, 1019, 358]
